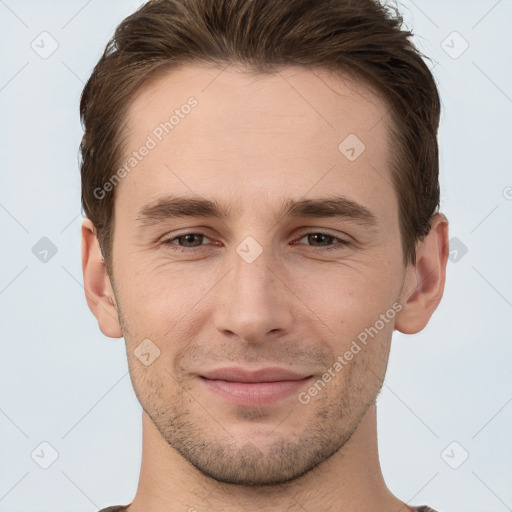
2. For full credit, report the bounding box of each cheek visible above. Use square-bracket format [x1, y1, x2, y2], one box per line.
[300, 268, 398, 374]
[129, 361, 183, 417]
[114, 257, 209, 329]
[298, 262, 398, 323]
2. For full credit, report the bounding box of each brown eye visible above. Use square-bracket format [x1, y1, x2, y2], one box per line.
[162, 233, 212, 249]
[304, 233, 336, 246]
[295, 232, 350, 251]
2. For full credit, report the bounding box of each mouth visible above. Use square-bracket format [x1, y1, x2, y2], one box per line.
[199, 367, 313, 406]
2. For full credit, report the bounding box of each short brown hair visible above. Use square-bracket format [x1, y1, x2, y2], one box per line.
[80, 0, 441, 272]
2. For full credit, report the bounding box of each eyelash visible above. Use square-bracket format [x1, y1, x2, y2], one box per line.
[161, 231, 350, 253]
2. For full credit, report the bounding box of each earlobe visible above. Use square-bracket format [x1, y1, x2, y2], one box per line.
[81, 218, 123, 338]
[394, 213, 449, 335]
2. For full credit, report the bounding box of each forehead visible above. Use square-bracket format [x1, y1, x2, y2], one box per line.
[119, 64, 395, 220]
[126, 63, 390, 144]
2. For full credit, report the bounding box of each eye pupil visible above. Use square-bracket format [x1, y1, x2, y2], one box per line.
[309, 233, 331, 246]
[180, 234, 202, 247]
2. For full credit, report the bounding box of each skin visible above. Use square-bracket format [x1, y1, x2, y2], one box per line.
[82, 64, 449, 512]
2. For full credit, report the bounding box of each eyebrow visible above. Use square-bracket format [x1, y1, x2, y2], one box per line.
[135, 194, 379, 229]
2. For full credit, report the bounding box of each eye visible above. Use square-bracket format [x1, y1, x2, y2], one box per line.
[293, 231, 350, 252]
[162, 232, 213, 250]
[160, 230, 350, 253]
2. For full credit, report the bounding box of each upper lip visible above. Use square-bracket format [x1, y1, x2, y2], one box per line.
[200, 367, 312, 383]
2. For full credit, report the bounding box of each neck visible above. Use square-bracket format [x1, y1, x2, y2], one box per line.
[126, 404, 414, 512]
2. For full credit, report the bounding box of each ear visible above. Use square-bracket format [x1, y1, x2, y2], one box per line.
[81, 218, 123, 338]
[394, 213, 449, 335]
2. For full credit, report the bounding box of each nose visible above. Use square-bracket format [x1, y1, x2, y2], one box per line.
[213, 244, 295, 344]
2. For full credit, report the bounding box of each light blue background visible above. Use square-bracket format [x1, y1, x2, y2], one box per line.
[1, 1, 511, 511]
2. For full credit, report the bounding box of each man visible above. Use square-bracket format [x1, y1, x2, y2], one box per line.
[80, 0, 449, 510]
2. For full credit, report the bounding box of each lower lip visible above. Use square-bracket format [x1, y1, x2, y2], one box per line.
[201, 377, 312, 406]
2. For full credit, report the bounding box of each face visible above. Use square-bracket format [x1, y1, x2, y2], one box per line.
[108, 64, 408, 485]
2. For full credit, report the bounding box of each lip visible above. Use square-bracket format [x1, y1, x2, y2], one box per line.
[199, 367, 313, 406]
[201, 367, 310, 383]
